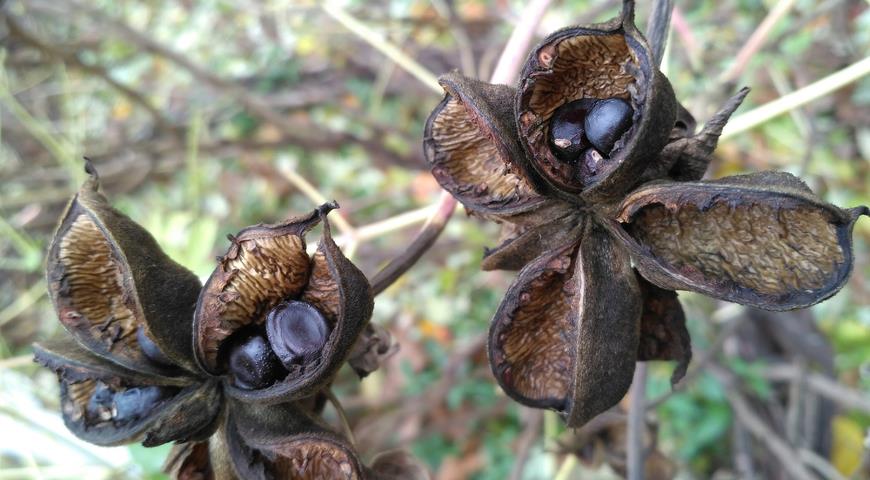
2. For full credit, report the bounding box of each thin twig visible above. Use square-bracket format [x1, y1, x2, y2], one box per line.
[489, 0, 552, 85]
[721, 55, 870, 139]
[429, 0, 477, 78]
[320, 2, 441, 93]
[627, 363, 649, 480]
[647, 307, 748, 410]
[708, 364, 817, 480]
[278, 165, 355, 235]
[718, 0, 798, 85]
[370, 191, 456, 295]
[508, 409, 544, 480]
[3, 12, 176, 135]
[0, 280, 47, 326]
[645, 0, 673, 68]
[33, 0, 334, 147]
[761, 364, 870, 414]
[324, 388, 357, 448]
[627, 3, 673, 479]
[553, 455, 577, 480]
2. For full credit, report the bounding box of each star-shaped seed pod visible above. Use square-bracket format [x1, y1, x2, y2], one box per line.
[35, 163, 418, 478]
[423, 0, 868, 428]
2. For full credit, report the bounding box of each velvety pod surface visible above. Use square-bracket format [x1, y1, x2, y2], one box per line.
[615, 172, 869, 309]
[424, 72, 543, 215]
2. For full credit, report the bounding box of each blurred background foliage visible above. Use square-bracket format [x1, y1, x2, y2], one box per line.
[0, 0, 868, 478]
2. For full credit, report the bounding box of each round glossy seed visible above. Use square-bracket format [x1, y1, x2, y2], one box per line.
[584, 98, 633, 154]
[266, 301, 330, 370]
[227, 330, 284, 390]
[548, 99, 597, 162]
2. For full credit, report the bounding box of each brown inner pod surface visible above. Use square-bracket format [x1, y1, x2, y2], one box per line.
[270, 438, 361, 479]
[197, 232, 311, 372]
[430, 96, 537, 206]
[490, 244, 577, 410]
[520, 33, 638, 191]
[628, 201, 845, 296]
[56, 214, 140, 356]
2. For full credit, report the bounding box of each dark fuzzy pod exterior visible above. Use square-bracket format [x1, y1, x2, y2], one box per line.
[224, 214, 374, 404]
[46, 168, 202, 375]
[225, 400, 367, 480]
[514, 3, 677, 203]
[481, 207, 584, 271]
[635, 274, 691, 385]
[34, 337, 221, 447]
[488, 220, 640, 427]
[424, 72, 545, 215]
[612, 172, 870, 310]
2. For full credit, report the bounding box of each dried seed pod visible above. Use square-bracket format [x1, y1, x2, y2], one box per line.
[488, 221, 640, 427]
[612, 171, 870, 310]
[369, 449, 430, 480]
[636, 274, 691, 385]
[424, 71, 546, 214]
[193, 206, 326, 374]
[46, 164, 202, 374]
[347, 323, 396, 378]
[34, 337, 222, 447]
[225, 401, 367, 480]
[265, 301, 331, 370]
[220, 211, 374, 404]
[515, 0, 677, 202]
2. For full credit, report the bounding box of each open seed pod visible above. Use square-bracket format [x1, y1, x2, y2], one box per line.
[193, 206, 324, 375]
[488, 220, 641, 427]
[636, 274, 691, 385]
[424, 71, 546, 215]
[612, 171, 870, 310]
[224, 401, 367, 479]
[515, 0, 676, 202]
[46, 163, 203, 375]
[34, 337, 222, 447]
[194, 204, 373, 403]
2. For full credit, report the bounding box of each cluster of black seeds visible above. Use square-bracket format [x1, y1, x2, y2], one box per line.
[548, 97, 633, 178]
[222, 301, 331, 390]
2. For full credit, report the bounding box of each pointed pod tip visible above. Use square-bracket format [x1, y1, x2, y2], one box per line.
[82, 157, 100, 191]
[850, 205, 870, 222]
[621, 0, 636, 23]
[317, 201, 339, 216]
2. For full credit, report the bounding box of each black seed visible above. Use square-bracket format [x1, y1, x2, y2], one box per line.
[580, 148, 606, 178]
[86, 381, 114, 422]
[548, 99, 597, 162]
[584, 98, 633, 154]
[227, 329, 284, 390]
[112, 386, 165, 424]
[136, 325, 174, 367]
[266, 301, 330, 370]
